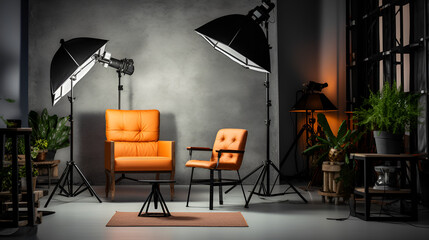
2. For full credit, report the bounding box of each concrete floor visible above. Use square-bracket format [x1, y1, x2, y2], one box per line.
[2, 183, 429, 240]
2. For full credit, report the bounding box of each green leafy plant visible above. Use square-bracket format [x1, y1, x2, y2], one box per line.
[354, 81, 421, 135]
[33, 139, 48, 150]
[19, 165, 39, 178]
[0, 166, 12, 192]
[28, 108, 70, 150]
[4, 137, 26, 155]
[303, 113, 362, 164]
[31, 138, 49, 159]
[0, 165, 38, 192]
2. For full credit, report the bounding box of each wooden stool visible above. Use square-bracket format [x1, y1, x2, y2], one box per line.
[318, 161, 346, 205]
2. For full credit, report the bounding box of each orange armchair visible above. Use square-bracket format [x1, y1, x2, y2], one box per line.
[185, 128, 248, 210]
[104, 109, 175, 200]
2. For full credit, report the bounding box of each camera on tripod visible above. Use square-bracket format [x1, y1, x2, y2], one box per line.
[304, 81, 328, 92]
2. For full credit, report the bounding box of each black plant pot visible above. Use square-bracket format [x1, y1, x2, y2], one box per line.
[373, 131, 403, 154]
[46, 150, 57, 161]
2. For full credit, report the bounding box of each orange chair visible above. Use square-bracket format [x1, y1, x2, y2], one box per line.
[185, 128, 248, 210]
[104, 109, 175, 200]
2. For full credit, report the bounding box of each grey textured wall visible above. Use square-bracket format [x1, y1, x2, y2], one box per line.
[0, 0, 27, 126]
[28, 0, 278, 185]
[278, 0, 346, 177]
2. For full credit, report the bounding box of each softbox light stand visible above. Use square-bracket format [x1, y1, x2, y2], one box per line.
[45, 38, 134, 207]
[195, 1, 307, 207]
[45, 77, 101, 207]
[223, 21, 307, 206]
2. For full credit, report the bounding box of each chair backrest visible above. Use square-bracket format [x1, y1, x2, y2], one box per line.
[105, 109, 159, 157]
[210, 129, 248, 168]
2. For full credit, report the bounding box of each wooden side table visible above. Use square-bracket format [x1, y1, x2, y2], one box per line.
[349, 153, 419, 221]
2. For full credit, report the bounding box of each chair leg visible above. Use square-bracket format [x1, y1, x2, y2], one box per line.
[110, 171, 116, 200]
[237, 171, 247, 202]
[209, 169, 214, 210]
[170, 171, 175, 201]
[186, 168, 194, 207]
[105, 170, 110, 198]
[218, 170, 223, 205]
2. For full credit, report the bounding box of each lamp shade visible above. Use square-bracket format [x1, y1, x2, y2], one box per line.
[50, 37, 108, 105]
[290, 92, 337, 112]
[195, 14, 270, 73]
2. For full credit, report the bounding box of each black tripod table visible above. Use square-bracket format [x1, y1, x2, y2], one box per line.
[138, 179, 176, 217]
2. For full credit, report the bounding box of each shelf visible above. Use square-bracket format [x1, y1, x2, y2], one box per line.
[354, 187, 411, 195]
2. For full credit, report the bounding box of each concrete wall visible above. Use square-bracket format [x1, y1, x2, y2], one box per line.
[0, 0, 27, 127]
[278, 0, 346, 177]
[28, 0, 278, 185]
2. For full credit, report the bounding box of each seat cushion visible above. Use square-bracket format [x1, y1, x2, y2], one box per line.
[115, 156, 172, 172]
[185, 159, 240, 170]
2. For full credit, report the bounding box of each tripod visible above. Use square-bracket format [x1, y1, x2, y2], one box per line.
[224, 21, 307, 207]
[241, 74, 308, 207]
[44, 77, 102, 208]
[277, 111, 317, 189]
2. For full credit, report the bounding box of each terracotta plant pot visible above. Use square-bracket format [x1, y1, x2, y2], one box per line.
[36, 150, 47, 161]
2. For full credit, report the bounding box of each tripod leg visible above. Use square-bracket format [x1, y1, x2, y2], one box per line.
[237, 171, 247, 202]
[58, 164, 72, 196]
[225, 163, 263, 194]
[44, 163, 70, 208]
[245, 165, 267, 208]
[257, 164, 268, 195]
[270, 162, 307, 203]
[279, 125, 307, 169]
[73, 164, 102, 203]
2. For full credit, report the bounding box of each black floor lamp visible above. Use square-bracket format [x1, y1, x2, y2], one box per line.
[195, 0, 306, 207]
[278, 82, 337, 188]
[45, 38, 134, 207]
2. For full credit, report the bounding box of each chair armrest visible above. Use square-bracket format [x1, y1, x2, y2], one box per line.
[158, 141, 175, 171]
[216, 149, 245, 154]
[186, 147, 213, 151]
[104, 141, 115, 171]
[215, 149, 245, 169]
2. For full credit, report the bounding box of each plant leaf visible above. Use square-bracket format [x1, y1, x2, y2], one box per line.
[317, 113, 336, 146]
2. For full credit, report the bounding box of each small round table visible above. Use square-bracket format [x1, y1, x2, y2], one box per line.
[138, 179, 176, 217]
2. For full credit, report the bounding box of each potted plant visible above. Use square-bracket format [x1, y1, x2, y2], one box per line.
[32, 139, 48, 161]
[303, 113, 362, 198]
[19, 165, 38, 192]
[28, 108, 70, 160]
[303, 113, 361, 164]
[353, 81, 421, 154]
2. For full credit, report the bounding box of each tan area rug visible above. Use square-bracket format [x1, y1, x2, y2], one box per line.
[106, 212, 248, 227]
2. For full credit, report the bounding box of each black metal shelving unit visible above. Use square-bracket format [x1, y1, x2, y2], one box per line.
[346, 0, 429, 154]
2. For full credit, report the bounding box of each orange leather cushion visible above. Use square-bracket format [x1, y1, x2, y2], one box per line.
[114, 142, 158, 158]
[106, 109, 159, 142]
[210, 129, 247, 169]
[115, 156, 172, 172]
